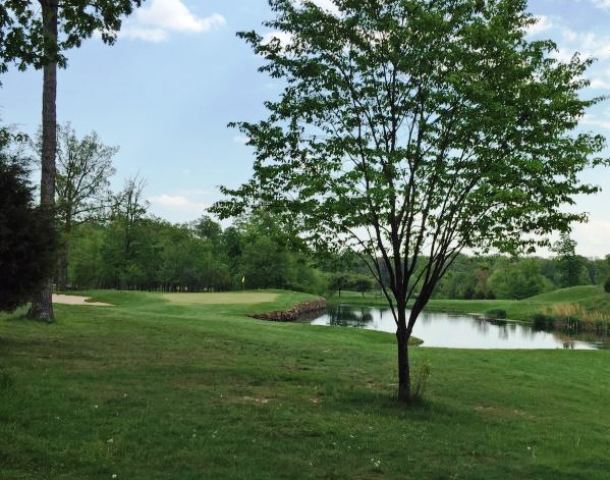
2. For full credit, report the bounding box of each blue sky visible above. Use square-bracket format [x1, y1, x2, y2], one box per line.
[1, 0, 610, 257]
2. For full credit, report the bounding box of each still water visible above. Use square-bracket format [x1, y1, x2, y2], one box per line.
[309, 305, 606, 350]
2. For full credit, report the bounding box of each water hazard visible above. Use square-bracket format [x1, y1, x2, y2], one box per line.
[309, 304, 608, 350]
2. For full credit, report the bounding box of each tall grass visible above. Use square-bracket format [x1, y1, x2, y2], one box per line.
[535, 303, 610, 335]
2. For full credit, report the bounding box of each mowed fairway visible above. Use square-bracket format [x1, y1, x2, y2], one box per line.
[1, 290, 610, 480]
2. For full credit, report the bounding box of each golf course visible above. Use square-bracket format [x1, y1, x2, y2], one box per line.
[2, 290, 609, 479]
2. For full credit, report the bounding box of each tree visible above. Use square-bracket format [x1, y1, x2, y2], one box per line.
[213, 0, 608, 402]
[193, 215, 223, 243]
[1, 0, 143, 320]
[40, 123, 117, 290]
[605, 278, 610, 294]
[103, 177, 149, 289]
[329, 272, 350, 297]
[352, 275, 374, 296]
[552, 233, 584, 288]
[0, 129, 55, 312]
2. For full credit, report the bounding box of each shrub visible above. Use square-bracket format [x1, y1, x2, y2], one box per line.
[605, 278, 610, 294]
[532, 313, 555, 331]
[485, 308, 507, 320]
[563, 315, 583, 333]
[0, 148, 56, 312]
[412, 361, 431, 403]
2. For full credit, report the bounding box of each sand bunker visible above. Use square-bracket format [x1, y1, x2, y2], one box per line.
[52, 295, 112, 307]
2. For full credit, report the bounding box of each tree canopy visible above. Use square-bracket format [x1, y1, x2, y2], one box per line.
[0, 0, 143, 72]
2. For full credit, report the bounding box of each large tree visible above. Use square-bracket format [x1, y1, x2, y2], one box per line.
[1, 0, 143, 321]
[40, 123, 118, 290]
[213, 0, 609, 402]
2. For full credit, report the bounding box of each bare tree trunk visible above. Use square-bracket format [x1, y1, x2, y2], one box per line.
[396, 306, 411, 403]
[29, 0, 58, 322]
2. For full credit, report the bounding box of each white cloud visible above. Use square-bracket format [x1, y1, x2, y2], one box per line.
[233, 135, 250, 145]
[303, 0, 341, 15]
[121, 0, 225, 42]
[120, 27, 168, 43]
[591, 0, 610, 10]
[148, 194, 209, 221]
[581, 112, 610, 130]
[262, 31, 294, 47]
[525, 15, 553, 36]
[573, 220, 610, 258]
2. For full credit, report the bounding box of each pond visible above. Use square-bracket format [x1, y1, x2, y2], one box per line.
[309, 304, 608, 350]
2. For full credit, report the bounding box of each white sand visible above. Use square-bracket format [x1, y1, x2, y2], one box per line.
[52, 295, 112, 307]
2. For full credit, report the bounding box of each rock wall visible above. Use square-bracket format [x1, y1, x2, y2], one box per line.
[252, 298, 328, 322]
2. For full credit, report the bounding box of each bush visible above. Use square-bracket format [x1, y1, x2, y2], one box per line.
[532, 313, 555, 331]
[563, 315, 583, 333]
[485, 308, 507, 320]
[605, 278, 610, 294]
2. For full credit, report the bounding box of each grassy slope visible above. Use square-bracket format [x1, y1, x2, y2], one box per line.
[1, 290, 609, 479]
[335, 285, 610, 321]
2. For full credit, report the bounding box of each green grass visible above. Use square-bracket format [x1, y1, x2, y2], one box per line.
[335, 285, 610, 322]
[2, 289, 610, 479]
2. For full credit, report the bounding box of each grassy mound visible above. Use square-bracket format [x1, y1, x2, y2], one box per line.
[1, 290, 610, 479]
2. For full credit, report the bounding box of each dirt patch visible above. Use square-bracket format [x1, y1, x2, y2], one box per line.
[52, 295, 112, 307]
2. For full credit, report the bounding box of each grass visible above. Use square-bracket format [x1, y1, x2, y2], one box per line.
[336, 285, 610, 322]
[1, 289, 610, 479]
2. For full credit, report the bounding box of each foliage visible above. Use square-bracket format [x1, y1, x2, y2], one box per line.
[212, 0, 608, 400]
[0, 130, 55, 312]
[0, 0, 143, 72]
[37, 123, 118, 289]
[488, 258, 554, 300]
[605, 278, 610, 294]
[48, 123, 118, 226]
[532, 313, 556, 331]
[553, 233, 585, 288]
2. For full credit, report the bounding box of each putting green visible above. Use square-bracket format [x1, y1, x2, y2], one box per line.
[162, 291, 279, 305]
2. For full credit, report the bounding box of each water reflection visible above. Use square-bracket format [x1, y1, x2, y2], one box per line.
[309, 305, 607, 350]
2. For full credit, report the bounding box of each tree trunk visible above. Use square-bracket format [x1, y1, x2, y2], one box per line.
[29, 0, 58, 322]
[396, 307, 411, 403]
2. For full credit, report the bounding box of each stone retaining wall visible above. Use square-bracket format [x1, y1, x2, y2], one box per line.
[252, 298, 328, 322]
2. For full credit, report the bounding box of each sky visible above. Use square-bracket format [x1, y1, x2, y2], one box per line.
[1, 0, 610, 257]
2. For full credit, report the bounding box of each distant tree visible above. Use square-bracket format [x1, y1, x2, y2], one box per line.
[553, 233, 584, 288]
[352, 275, 374, 297]
[1, 0, 143, 320]
[37, 123, 117, 290]
[488, 259, 551, 300]
[102, 177, 149, 289]
[193, 215, 222, 243]
[329, 273, 350, 297]
[0, 130, 55, 312]
[213, 0, 608, 401]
